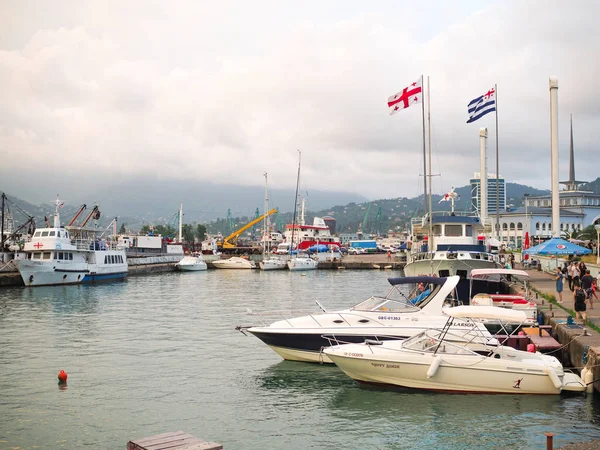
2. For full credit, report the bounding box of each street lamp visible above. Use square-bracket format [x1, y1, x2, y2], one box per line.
[595, 224, 600, 265]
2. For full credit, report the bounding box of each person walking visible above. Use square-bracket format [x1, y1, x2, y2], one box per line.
[567, 261, 576, 291]
[581, 269, 594, 309]
[572, 262, 581, 291]
[573, 282, 588, 328]
[554, 266, 564, 303]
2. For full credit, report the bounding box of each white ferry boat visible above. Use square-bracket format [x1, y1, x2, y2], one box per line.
[403, 212, 501, 301]
[15, 197, 127, 287]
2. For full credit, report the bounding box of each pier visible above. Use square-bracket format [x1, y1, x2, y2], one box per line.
[521, 266, 600, 393]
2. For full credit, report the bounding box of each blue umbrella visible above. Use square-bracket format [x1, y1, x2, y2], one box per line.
[523, 237, 591, 256]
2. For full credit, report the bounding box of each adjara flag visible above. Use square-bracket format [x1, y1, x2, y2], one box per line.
[387, 78, 422, 115]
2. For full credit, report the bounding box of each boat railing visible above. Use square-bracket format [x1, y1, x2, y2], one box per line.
[72, 238, 121, 251]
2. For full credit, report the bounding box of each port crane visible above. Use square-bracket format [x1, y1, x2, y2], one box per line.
[217, 208, 277, 251]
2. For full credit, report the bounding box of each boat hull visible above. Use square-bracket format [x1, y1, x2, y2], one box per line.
[260, 259, 287, 271]
[325, 350, 564, 394]
[176, 263, 208, 271]
[287, 258, 318, 271]
[16, 260, 127, 286]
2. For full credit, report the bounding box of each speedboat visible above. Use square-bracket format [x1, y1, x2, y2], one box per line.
[175, 253, 207, 271]
[212, 256, 255, 269]
[469, 268, 537, 321]
[15, 197, 127, 286]
[324, 305, 587, 394]
[287, 253, 318, 271]
[238, 276, 495, 364]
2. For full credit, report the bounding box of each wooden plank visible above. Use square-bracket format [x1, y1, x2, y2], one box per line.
[128, 431, 222, 450]
[521, 327, 551, 337]
[528, 334, 562, 351]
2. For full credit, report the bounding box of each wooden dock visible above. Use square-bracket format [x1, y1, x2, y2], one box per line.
[127, 431, 222, 450]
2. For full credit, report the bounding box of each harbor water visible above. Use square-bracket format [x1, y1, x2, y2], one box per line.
[2, 270, 600, 449]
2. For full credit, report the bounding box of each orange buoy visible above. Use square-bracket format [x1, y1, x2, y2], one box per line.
[58, 370, 68, 384]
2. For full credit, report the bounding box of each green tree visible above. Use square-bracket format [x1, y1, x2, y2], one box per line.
[182, 224, 195, 250]
[119, 223, 126, 234]
[196, 224, 207, 242]
[140, 225, 150, 234]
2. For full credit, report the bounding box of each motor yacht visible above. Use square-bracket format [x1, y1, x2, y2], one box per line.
[175, 253, 207, 271]
[324, 305, 587, 394]
[212, 256, 255, 269]
[238, 276, 494, 363]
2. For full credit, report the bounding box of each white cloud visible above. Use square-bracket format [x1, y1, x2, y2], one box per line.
[1, 0, 598, 205]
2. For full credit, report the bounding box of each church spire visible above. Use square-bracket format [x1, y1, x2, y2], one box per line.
[560, 114, 586, 191]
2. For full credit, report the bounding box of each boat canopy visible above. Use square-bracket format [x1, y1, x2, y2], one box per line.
[388, 276, 448, 286]
[443, 305, 528, 322]
[470, 269, 529, 279]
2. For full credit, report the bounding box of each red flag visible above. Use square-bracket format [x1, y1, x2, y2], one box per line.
[387, 77, 423, 115]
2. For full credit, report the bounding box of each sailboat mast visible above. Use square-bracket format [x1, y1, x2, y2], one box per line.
[1, 193, 5, 251]
[421, 74, 427, 219]
[495, 83, 500, 239]
[290, 150, 301, 255]
[179, 202, 183, 243]
[263, 172, 269, 255]
[427, 76, 433, 252]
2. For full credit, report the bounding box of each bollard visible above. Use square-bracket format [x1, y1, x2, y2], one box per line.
[545, 433, 555, 450]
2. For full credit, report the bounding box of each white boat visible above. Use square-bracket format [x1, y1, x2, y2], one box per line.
[404, 212, 502, 301]
[239, 275, 497, 364]
[469, 268, 537, 321]
[324, 305, 587, 394]
[212, 256, 255, 269]
[287, 253, 318, 271]
[175, 253, 207, 271]
[15, 197, 128, 286]
[260, 255, 288, 271]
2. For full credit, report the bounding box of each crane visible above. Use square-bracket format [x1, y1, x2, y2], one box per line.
[217, 208, 278, 250]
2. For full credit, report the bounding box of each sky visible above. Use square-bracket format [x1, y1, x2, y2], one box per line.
[1, 0, 599, 205]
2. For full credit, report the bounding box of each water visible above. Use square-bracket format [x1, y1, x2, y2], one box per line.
[1, 270, 600, 449]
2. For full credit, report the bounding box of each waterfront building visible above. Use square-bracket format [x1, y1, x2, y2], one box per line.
[494, 129, 600, 248]
[470, 172, 506, 215]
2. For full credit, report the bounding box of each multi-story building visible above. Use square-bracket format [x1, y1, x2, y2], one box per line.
[470, 173, 506, 215]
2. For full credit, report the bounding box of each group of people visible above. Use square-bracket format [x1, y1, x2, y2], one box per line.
[554, 260, 600, 327]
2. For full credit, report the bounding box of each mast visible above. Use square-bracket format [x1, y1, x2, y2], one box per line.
[494, 83, 500, 239]
[427, 76, 433, 255]
[263, 172, 269, 255]
[421, 74, 427, 220]
[1, 193, 5, 252]
[290, 150, 301, 255]
[179, 202, 183, 243]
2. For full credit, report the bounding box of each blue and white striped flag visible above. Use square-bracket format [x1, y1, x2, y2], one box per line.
[467, 88, 496, 123]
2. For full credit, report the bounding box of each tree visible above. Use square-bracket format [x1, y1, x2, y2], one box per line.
[196, 224, 207, 242]
[182, 224, 195, 250]
[119, 223, 127, 234]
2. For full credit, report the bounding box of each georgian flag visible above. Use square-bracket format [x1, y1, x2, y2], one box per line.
[387, 77, 422, 115]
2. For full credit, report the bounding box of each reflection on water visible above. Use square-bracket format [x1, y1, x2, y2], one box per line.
[2, 270, 600, 449]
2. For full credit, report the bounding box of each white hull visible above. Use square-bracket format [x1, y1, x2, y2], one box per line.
[176, 256, 207, 271]
[212, 257, 255, 269]
[260, 258, 288, 271]
[16, 257, 127, 286]
[177, 263, 208, 271]
[287, 257, 318, 271]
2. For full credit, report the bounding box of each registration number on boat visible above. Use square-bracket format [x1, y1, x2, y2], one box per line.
[343, 352, 364, 358]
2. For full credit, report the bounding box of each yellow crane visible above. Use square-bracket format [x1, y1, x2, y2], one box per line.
[217, 208, 278, 250]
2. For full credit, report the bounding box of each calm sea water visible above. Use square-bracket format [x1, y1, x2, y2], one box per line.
[1, 269, 600, 450]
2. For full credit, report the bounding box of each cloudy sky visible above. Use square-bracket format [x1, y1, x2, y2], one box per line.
[1, 0, 598, 204]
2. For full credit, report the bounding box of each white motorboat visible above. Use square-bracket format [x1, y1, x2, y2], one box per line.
[212, 256, 255, 269]
[324, 305, 586, 394]
[287, 253, 318, 271]
[469, 268, 537, 321]
[238, 276, 498, 364]
[15, 197, 127, 287]
[175, 253, 207, 271]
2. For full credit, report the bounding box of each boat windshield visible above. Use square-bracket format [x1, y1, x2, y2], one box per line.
[402, 328, 491, 355]
[351, 296, 420, 312]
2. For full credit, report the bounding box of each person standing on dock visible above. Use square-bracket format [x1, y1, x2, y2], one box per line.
[581, 269, 594, 309]
[554, 266, 564, 304]
[573, 282, 588, 327]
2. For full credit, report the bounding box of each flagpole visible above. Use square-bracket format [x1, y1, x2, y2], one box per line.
[427, 76, 433, 262]
[421, 74, 427, 220]
[495, 83, 500, 240]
